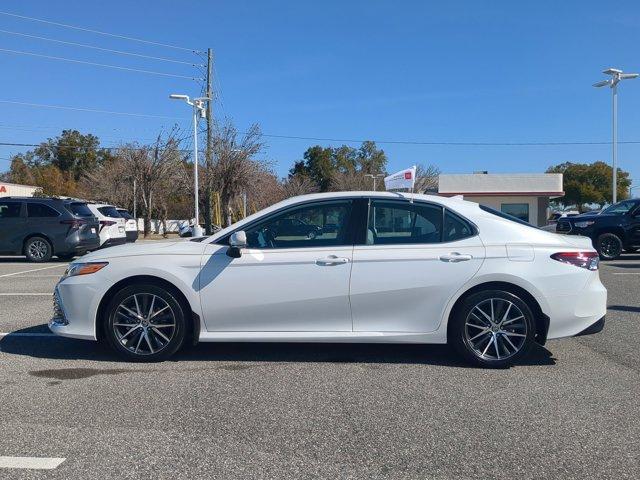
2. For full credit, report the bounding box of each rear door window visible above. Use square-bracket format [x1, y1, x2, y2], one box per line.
[367, 201, 442, 245]
[27, 203, 60, 218]
[0, 202, 22, 218]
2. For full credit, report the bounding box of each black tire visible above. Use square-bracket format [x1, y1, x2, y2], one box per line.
[596, 233, 623, 260]
[24, 236, 53, 262]
[449, 290, 536, 368]
[624, 247, 638, 253]
[102, 284, 187, 361]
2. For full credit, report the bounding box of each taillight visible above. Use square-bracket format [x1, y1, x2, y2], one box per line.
[100, 220, 117, 227]
[551, 252, 599, 271]
[60, 219, 87, 229]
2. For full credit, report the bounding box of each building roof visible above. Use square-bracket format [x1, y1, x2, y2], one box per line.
[438, 173, 563, 197]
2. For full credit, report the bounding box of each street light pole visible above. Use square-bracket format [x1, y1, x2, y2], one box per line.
[593, 68, 638, 204]
[169, 94, 210, 237]
[364, 173, 385, 191]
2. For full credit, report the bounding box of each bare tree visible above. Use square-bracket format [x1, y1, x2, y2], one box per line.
[282, 174, 319, 198]
[414, 164, 440, 193]
[330, 170, 371, 191]
[210, 121, 267, 226]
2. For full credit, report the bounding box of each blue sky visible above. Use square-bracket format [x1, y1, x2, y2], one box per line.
[0, 0, 639, 186]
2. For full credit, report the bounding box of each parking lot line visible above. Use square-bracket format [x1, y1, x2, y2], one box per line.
[611, 272, 640, 275]
[0, 264, 67, 278]
[0, 456, 65, 470]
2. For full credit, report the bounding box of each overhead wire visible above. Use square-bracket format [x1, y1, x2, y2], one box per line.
[0, 29, 203, 66]
[0, 47, 203, 80]
[0, 10, 200, 53]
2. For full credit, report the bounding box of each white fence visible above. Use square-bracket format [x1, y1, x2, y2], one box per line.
[135, 219, 189, 234]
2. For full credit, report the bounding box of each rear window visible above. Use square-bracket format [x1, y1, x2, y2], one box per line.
[67, 202, 94, 217]
[117, 210, 133, 220]
[98, 206, 121, 218]
[27, 202, 60, 218]
[479, 204, 537, 229]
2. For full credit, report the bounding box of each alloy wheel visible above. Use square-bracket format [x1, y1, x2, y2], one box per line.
[464, 298, 528, 361]
[28, 240, 49, 260]
[112, 293, 176, 356]
[600, 237, 621, 258]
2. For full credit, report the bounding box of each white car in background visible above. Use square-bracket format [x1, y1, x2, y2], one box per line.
[116, 208, 139, 243]
[51, 192, 607, 368]
[87, 203, 126, 248]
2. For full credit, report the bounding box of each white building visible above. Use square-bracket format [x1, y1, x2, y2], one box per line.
[0, 181, 39, 197]
[438, 173, 564, 227]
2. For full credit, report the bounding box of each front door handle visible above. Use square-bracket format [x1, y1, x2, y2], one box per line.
[315, 255, 350, 266]
[439, 252, 473, 263]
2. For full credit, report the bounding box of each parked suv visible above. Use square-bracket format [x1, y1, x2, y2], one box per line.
[556, 198, 640, 260]
[87, 203, 127, 248]
[116, 208, 138, 243]
[0, 197, 100, 262]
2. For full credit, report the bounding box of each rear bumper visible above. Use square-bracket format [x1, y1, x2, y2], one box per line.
[101, 237, 127, 248]
[575, 316, 605, 336]
[544, 274, 607, 339]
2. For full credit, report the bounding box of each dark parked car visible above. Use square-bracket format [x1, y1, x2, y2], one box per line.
[0, 197, 100, 262]
[556, 199, 640, 260]
[270, 218, 323, 239]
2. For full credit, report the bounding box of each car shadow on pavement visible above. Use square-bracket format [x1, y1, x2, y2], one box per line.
[607, 305, 640, 313]
[0, 324, 556, 368]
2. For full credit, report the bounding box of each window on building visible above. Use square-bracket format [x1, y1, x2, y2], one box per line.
[500, 203, 529, 223]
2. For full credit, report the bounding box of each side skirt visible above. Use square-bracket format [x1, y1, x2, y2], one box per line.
[198, 331, 447, 344]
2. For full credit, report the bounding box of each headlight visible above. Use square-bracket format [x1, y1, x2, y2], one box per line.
[62, 262, 108, 279]
[574, 221, 595, 228]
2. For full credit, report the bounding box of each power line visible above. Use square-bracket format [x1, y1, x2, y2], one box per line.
[2, 100, 640, 147]
[0, 47, 202, 80]
[0, 100, 182, 120]
[0, 29, 203, 66]
[0, 10, 200, 53]
[256, 133, 640, 146]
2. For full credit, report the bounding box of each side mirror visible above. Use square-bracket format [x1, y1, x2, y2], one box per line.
[226, 230, 247, 258]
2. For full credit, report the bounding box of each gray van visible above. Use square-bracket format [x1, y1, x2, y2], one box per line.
[0, 197, 101, 262]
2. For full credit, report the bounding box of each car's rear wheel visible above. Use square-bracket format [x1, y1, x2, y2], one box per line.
[449, 290, 535, 368]
[24, 236, 52, 262]
[596, 233, 623, 260]
[103, 284, 187, 361]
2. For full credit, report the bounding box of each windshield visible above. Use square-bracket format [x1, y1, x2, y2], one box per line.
[479, 204, 537, 229]
[602, 200, 637, 215]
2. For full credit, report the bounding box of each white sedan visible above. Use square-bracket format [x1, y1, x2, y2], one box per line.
[50, 192, 607, 367]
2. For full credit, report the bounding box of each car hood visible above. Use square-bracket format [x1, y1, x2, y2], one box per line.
[80, 239, 204, 261]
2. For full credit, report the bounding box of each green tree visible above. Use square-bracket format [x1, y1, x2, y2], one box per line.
[546, 161, 631, 209]
[291, 142, 388, 191]
[31, 130, 114, 181]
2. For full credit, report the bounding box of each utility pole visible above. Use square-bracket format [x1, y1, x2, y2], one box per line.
[365, 173, 385, 191]
[204, 48, 214, 234]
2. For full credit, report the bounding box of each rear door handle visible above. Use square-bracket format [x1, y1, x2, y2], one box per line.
[439, 252, 473, 263]
[316, 255, 350, 266]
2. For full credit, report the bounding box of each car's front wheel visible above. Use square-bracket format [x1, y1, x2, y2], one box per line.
[449, 290, 535, 368]
[103, 284, 187, 361]
[596, 233, 623, 260]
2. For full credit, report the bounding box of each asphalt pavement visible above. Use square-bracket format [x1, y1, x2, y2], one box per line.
[0, 255, 638, 479]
